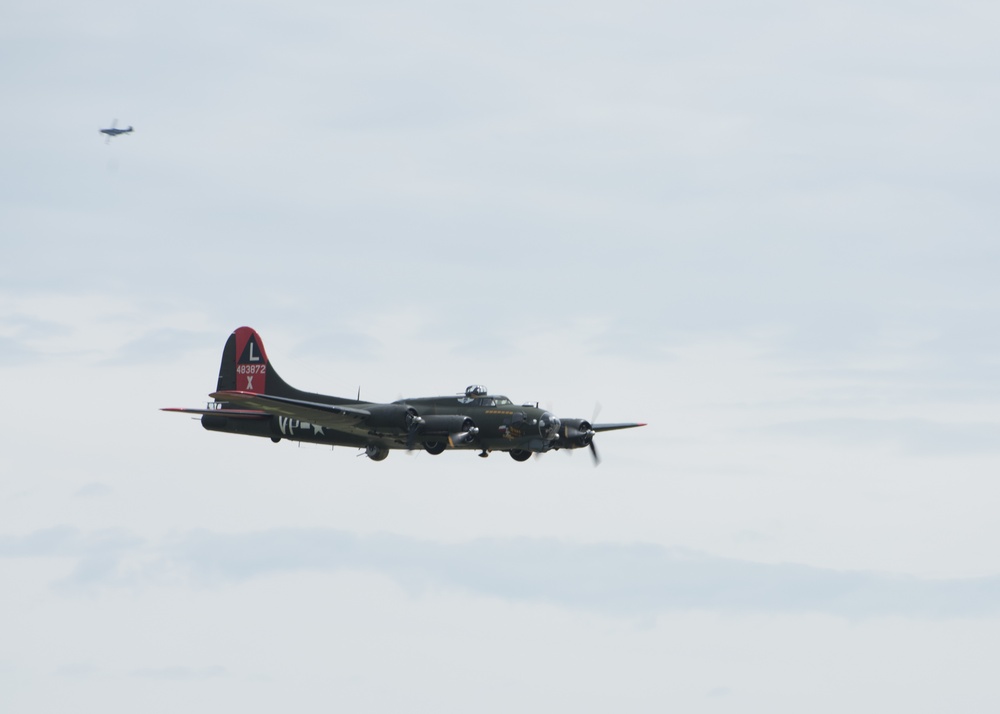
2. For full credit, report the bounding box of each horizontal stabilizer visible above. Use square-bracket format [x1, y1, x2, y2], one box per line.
[161, 407, 270, 419]
[209, 390, 371, 429]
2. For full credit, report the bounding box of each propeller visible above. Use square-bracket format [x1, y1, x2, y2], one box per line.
[589, 403, 601, 465]
[405, 411, 425, 450]
[557, 417, 599, 466]
[447, 423, 480, 447]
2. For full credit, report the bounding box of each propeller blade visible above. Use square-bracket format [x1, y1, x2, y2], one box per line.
[405, 414, 424, 450]
[589, 440, 600, 466]
[592, 422, 646, 432]
[447, 428, 478, 447]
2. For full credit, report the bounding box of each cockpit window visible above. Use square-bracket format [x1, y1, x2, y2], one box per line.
[494, 396, 512, 405]
[477, 398, 496, 407]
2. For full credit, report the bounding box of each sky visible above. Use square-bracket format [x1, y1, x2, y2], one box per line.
[3, 0, 1000, 711]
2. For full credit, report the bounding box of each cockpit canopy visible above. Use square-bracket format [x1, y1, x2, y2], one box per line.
[461, 385, 513, 407]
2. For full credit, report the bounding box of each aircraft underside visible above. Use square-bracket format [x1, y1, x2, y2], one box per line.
[200, 412, 555, 461]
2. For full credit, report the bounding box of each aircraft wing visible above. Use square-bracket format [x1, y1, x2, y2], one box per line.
[209, 390, 372, 430]
[592, 422, 647, 432]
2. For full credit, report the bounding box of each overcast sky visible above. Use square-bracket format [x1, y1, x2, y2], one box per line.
[3, 0, 1000, 711]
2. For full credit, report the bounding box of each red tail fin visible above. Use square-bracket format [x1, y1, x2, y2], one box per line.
[215, 327, 299, 398]
[216, 326, 270, 394]
[232, 326, 268, 394]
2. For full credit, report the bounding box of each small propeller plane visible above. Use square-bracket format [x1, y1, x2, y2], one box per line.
[164, 327, 645, 463]
[100, 119, 133, 143]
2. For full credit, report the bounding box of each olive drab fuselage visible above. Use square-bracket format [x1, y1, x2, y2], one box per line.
[201, 388, 564, 452]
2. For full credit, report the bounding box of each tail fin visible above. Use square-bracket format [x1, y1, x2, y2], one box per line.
[215, 327, 295, 396]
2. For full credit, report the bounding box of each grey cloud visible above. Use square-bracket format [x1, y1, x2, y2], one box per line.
[0, 335, 39, 365]
[291, 331, 383, 362]
[764, 417, 1000, 457]
[54, 663, 100, 678]
[103, 328, 216, 365]
[130, 666, 228, 681]
[7, 527, 1000, 620]
[776, 367, 1000, 407]
[707, 687, 734, 699]
[0, 314, 72, 341]
[0, 527, 145, 594]
[0, 526, 86, 557]
[0, 527, 143, 588]
[74, 482, 112, 498]
[449, 336, 519, 361]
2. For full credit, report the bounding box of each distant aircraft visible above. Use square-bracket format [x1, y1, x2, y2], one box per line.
[164, 327, 646, 463]
[100, 119, 133, 143]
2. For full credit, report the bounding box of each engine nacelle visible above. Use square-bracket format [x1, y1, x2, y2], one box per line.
[365, 404, 418, 433]
[411, 415, 479, 449]
[417, 414, 477, 435]
[557, 418, 594, 448]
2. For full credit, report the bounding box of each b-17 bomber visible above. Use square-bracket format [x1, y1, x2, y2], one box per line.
[164, 327, 645, 463]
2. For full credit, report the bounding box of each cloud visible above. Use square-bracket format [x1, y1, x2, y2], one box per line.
[54, 663, 101, 678]
[764, 417, 1000, 457]
[291, 331, 383, 362]
[707, 687, 734, 699]
[0, 314, 72, 340]
[0, 526, 86, 557]
[0, 335, 39, 365]
[130, 665, 229, 682]
[0, 527, 146, 594]
[74, 482, 112, 498]
[5, 527, 999, 620]
[103, 328, 216, 365]
[130, 665, 228, 681]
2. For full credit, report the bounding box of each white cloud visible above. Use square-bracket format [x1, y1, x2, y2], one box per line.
[130, 665, 228, 680]
[4, 0, 1000, 710]
[6, 526, 1000, 620]
[74, 483, 113, 499]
